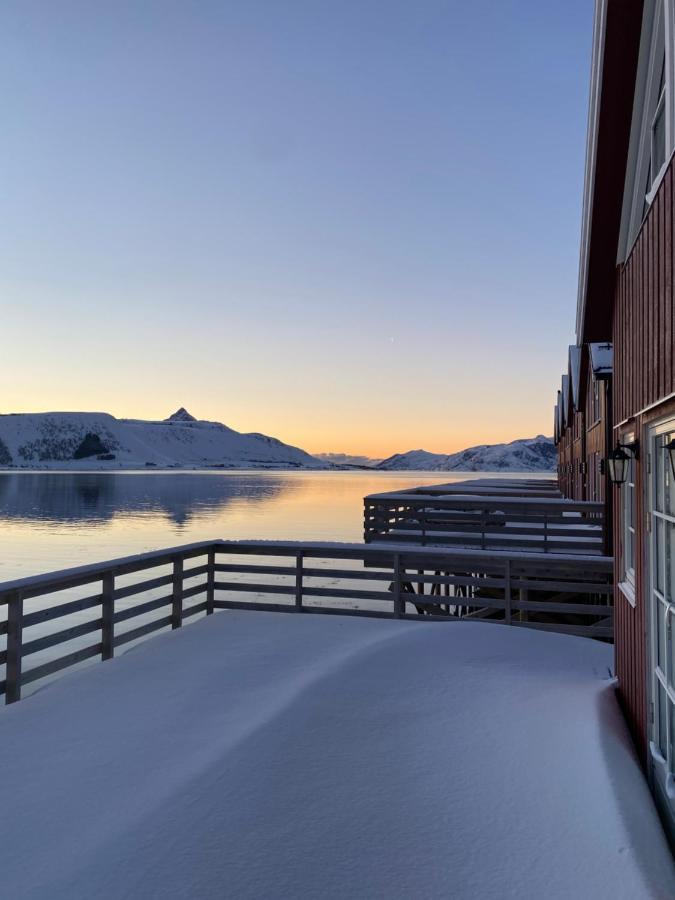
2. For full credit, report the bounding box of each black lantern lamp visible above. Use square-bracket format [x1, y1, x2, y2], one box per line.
[607, 441, 639, 486]
[665, 438, 675, 479]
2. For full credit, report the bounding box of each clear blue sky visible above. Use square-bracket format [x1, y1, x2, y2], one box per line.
[1, 0, 592, 455]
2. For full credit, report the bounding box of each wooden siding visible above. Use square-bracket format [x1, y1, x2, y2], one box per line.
[612, 155, 675, 761]
[615, 162, 675, 425]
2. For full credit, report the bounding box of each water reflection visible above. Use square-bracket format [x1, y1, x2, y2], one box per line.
[0, 473, 294, 527]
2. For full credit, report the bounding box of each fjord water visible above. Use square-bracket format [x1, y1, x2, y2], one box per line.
[0, 469, 489, 582]
[0, 470, 549, 696]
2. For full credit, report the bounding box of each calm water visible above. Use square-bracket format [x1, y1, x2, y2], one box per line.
[0, 470, 549, 695]
[0, 469, 532, 580]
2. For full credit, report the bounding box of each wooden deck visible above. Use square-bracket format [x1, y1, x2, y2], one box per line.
[0, 537, 613, 704]
[364, 477, 607, 555]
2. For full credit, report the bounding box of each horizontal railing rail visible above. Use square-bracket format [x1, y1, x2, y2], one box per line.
[0, 540, 614, 705]
[363, 492, 606, 555]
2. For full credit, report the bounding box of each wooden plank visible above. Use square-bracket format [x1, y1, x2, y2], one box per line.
[393, 554, 403, 617]
[113, 572, 174, 601]
[182, 600, 208, 619]
[22, 617, 103, 657]
[300, 585, 392, 603]
[206, 547, 215, 615]
[114, 593, 173, 624]
[213, 564, 298, 577]
[295, 551, 303, 610]
[114, 615, 173, 648]
[22, 643, 102, 686]
[171, 557, 183, 629]
[213, 581, 296, 597]
[22, 593, 103, 629]
[102, 572, 114, 661]
[182, 564, 209, 581]
[5, 591, 23, 704]
[513, 599, 612, 616]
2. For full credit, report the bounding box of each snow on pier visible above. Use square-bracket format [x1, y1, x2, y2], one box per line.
[1, 612, 673, 899]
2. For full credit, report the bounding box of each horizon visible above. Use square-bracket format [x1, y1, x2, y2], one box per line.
[0, 404, 552, 458]
[2, 1, 591, 456]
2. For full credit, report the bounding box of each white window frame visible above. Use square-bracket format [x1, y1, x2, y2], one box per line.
[647, 416, 675, 839]
[620, 0, 675, 256]
[619, 432, 637, 603]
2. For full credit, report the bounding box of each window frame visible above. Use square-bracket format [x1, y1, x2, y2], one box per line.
[622, 0, 675, 252]
[620, 431, 637, 599]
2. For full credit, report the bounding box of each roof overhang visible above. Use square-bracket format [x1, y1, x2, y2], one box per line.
[575, 0, 644, 344]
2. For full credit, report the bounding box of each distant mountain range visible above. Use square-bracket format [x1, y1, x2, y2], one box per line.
[0, 409, 323, 470]
[0, 409, 555, 473]
[376, 436, 556, 472]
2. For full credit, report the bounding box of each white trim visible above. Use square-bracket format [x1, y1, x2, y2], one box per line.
[614, 390, 675, 429]
[618, 0, 675, 260]
[618, 0, 659, 260]
[646, 413, 675, 826]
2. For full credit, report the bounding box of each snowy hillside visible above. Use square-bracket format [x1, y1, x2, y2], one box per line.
[378, 435, 556, 472]
[0, 409, 324, 470]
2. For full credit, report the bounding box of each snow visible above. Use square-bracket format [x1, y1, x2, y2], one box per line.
[1, 612, 673, 899]
[0, 411, 325, 470]
[590, 341, 614, 376]
[377, 436, 556, 472]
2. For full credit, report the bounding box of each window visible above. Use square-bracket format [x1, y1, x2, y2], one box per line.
[622, 0, 675, 251]
[648, 421, 675, 831]
[645, 53, 668, 212]
[622, 438, 637, 589]
[591, 378, 601, 425]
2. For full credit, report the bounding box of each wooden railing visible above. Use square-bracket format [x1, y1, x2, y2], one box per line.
[364, 492, 607, 555]
[0, 540, 614, 704]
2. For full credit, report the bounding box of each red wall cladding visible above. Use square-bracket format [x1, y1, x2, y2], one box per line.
[612, 156, 675, 761]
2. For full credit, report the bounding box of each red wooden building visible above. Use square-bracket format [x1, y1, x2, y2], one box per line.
[556, 0, 675, 837]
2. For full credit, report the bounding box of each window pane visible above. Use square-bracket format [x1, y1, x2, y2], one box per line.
[669, 522, 675, 604]
[659, 680, 669, 757]
[667, 434, 675, 515]
[657, 516, 665, 594]
[658, 598, 667, 671]
[653, 100, 667, 179]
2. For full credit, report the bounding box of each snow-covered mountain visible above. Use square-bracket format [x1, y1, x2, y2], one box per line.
[0, 409, 325, 470]
[377, 436, 556, 472]
[315, 453, 383, 468]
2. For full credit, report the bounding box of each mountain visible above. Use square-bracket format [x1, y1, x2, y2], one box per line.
[315, 453, 383, 468]
[0, 409, 324, 470]
[377, 436, 556, 472]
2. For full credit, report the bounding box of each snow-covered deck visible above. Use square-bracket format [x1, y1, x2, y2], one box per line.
[1, 612, 673, 899]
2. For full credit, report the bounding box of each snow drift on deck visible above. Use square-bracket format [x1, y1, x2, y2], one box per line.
[1, 614, 673, 899]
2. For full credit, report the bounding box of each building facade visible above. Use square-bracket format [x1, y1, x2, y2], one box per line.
[556, 0, 675, 837]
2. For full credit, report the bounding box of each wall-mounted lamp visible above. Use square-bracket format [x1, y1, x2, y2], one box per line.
[607, 441, 639, 486]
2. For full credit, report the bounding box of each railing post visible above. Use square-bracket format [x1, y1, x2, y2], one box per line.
[504, 560, 512, 625]
[172, 557, 183, 629]
[206, 548, 215, 615]
[393, 553, 403, 618]
[519, 588, 528, 623]
[102, 572, 115, 660]
[6, 591, 23, 704]
[295, 551, 303, 610]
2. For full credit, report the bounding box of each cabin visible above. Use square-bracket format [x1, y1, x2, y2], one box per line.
[555, 0, 675, 838]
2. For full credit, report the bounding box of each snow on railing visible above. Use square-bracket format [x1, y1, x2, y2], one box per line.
[0, 540, 614, 705]
[364, 492, 607, 555]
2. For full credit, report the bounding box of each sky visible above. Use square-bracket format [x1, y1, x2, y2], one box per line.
[1, 0, 592, 458]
